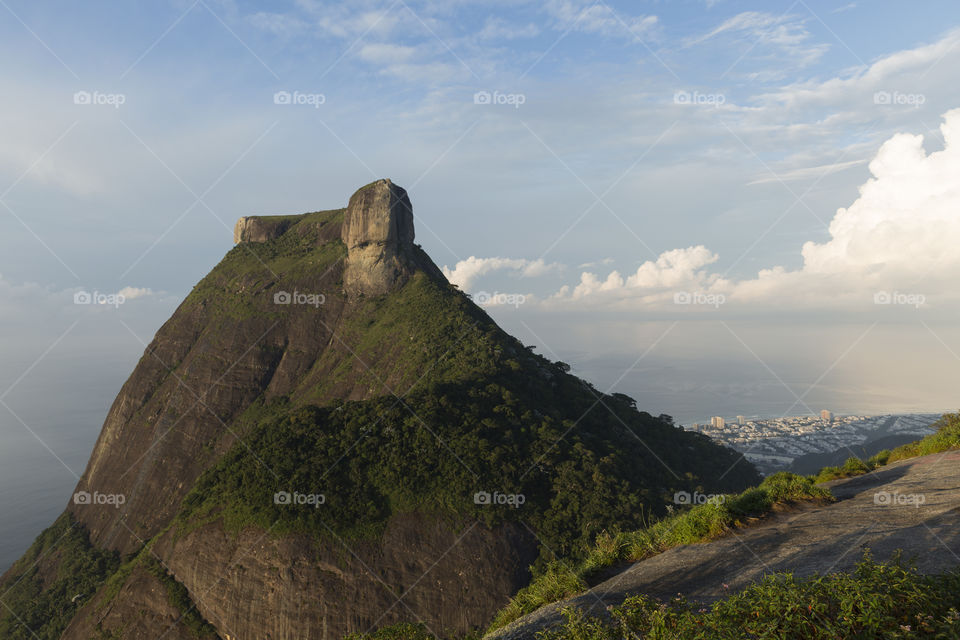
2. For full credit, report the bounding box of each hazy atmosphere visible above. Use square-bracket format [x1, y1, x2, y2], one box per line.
[2, 2, 960, 637]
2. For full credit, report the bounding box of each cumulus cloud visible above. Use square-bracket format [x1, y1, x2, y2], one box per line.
[442, 256, 561, 290]
[116, 286, 153, 301]
[734, 108, 960, 302]
[544, 109, 960, 311]
[551, 246, 726, 305]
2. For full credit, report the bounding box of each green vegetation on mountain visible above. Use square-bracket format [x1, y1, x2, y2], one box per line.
[182, 208, 347, 322]
[168, 240, 760, 566]
[141, 556, 218, 639]
[488, 473, 831, 631]
[356, 553, 960, 640]
[295, 270, 508, 402]
[0, 514, 120, 640]
[536, 552, 960, 639]
[177, 325, 757, 559]
[346, 622, 448, 640]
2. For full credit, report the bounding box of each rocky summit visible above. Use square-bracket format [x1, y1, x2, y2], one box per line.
[0, 180, 758, 640]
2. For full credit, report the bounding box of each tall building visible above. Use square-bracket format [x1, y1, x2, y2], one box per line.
[737, 415, 745, 425]
[711, 416, 725, 428]
[821, 409, 833, 422]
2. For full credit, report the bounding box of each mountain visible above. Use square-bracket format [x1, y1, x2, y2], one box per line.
[0, 179, 759, 640]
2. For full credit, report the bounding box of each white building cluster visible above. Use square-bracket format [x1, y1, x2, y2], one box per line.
[686, 413, 941, 475]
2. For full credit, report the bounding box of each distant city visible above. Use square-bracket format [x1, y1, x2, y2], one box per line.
[685, 412, 943, 475]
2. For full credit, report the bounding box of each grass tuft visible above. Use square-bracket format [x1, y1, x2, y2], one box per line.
[487, 473, 831, 633]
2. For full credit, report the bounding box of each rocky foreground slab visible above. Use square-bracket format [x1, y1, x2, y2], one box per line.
[490, 450, 960, 639]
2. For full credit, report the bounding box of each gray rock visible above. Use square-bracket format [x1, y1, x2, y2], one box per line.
[341, 178, 417, 296]
[488, 450, 960, 639]
[233, 216, 293, 243]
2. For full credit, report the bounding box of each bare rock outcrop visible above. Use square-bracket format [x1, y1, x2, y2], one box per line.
[233, 215, 294, 243]
[341, 178, 416, 295]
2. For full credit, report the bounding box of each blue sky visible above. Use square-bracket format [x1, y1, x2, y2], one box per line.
[3, 0, 960, 444]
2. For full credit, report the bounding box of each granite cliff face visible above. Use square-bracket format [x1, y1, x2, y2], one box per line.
[0, 179, 759, 640]
[340, 178, 416, 295]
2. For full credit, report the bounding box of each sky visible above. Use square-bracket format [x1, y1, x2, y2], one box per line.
[2, 0, 960, 494]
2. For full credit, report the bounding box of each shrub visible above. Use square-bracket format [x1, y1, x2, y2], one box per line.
[487, 473, 832, 632]
[538, 553, 960, 640]
[345, 622, 437, 640]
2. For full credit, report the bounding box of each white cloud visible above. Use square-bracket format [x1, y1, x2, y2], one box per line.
[686, 11, 828, 68]
[357, 43, 418, 65]
[544, 1, 658, 39]
[746, 158, 866, 185]
[477, 17, 540, 41]
[554, 245, 725, 303]
[578, 257, 614, 269]
[756, 28, 960, 112]
[116, 286, 153, 301]
[796, 108, 960, 282]
[246, 12, 309, 38]
[831, 3, 857, 14]
[442, 256, 561, 290]
[544, 109, 960, 311]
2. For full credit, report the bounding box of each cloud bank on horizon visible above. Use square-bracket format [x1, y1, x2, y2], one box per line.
[450, 108, 960, 312]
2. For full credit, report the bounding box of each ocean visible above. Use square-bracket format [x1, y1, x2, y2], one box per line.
[0, 399, 108, 572]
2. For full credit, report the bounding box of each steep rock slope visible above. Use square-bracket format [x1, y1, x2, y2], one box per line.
[0, 179, 759, 640]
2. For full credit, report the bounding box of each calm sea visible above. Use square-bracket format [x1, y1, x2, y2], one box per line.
[0, 397, 108, 573]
